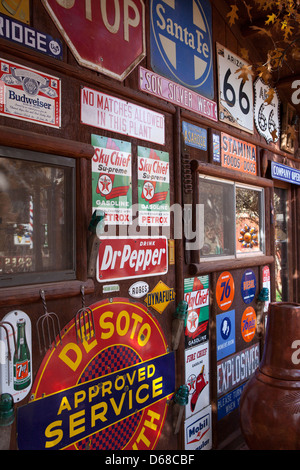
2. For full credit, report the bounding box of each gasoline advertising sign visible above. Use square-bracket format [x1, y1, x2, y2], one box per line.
[17, 298, 175, 450]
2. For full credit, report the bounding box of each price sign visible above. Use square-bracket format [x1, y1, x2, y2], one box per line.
[216, 43, 253, 134]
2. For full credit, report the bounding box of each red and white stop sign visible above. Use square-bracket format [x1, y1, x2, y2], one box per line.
[42, 0, 145, 80]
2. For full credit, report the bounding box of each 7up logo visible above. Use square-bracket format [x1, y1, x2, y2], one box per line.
[150, 0, 213, 98]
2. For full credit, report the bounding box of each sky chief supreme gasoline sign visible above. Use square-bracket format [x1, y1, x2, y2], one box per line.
[17, 298, 175, 450]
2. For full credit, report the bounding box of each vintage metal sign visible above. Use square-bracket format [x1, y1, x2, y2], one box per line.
[185, 342, 209, 419]
[271, 161, 300, 186]
[81, 86, 165, 145]
[0, 13, 63, 60]
[216, 309, 236, 361]
[144, 280, 175, 314]
[184, 405, 212, 450]
[139, 66, 217, 121]
[254, 77, 280, 144]
[221, 132, 257, 176]
[138, 147, 170, 227]
[17, 298, 175, 450]
[150, 0, 214, 99]
[97, 236, 168, 283]
[184, 276, 209, 349]
[91, 135, 132, 225]
[182, 121, 207, 150]
[42, 0, 145, 80]
[0, 0, 30, 23]
[0, 58, 61, 127]
[217, 343, 259, 397]
[216, 43, 254, 134]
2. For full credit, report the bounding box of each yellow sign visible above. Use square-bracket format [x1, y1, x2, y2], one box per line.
[0, 0, 30, 24]
[145, 281, 175, 314]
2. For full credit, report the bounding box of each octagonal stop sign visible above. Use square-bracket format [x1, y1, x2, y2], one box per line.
[42, 0, 145, 80]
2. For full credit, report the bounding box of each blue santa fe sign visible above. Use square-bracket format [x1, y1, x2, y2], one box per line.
[150, 0, 214, 99]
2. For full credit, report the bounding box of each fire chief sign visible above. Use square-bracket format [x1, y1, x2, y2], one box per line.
[17, 298, 175, 450]
[42, 0, 146, 80]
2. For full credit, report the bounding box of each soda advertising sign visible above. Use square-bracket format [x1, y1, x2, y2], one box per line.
[221, 132, 257, 176]
[150, 0, 214, 99]
[91, 135, 132, 225]
[184, 276, 209, 349]
[138, 147, 170, 227]
[217, 343, 259, 397]
[42, 0, 145, 80]
[0, 58, 61, 127]
[97, 236, 168, 283]
[81, 86, 165, 145]
[17, 298, 175, 450]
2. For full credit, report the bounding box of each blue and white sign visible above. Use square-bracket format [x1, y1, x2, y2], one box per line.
[150, 0, 214, 99]
[241, 269, 256, 304]
[0, 13, 63, 60]
[216, 310, 235, 360]
[182, 121, 207, 150]
[217, 383, 247, 420]
[271, 161, 300, 186]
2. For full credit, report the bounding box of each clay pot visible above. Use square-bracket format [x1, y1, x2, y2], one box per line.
[240, 302, 300, 450]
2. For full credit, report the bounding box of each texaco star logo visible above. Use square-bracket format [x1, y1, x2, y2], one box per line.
[142, 182, 155, 200]
[98, 174, 112, 196]
[187, 310, 199, 334]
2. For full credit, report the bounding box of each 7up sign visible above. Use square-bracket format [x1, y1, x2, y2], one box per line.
[150, 0, 214, 99]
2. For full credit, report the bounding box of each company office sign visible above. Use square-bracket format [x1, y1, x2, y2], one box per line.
[18, 298, 175, 450]
[150, 0, 214, 99]
[271, 161, 300, 186]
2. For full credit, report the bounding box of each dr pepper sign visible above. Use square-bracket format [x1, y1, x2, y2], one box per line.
[42, 0, 145, 80]
[17, 298, 175, 450]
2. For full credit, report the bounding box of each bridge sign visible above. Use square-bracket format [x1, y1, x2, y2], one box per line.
[150, 0, 214, 99]
[42, 0, 145, 81]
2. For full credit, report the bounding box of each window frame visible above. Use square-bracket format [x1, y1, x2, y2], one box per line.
[198, 175, 265, 261]
[0, 145, 76, 287]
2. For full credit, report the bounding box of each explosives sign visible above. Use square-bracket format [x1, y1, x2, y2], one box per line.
[0, 58, 61, 127]
[91, 135, 132, 225]
[17, 298, 175, 450]
[138, 147, 170, 227]
[97, 236, 168, 282]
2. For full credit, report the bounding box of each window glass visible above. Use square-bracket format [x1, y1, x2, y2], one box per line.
[236, 186, 264, 254]
[199, 177, 235, 257]
[0, 148, 75, 286]
[199, 176, 264, 259]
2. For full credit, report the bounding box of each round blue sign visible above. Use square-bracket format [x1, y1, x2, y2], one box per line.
[241, 269, 257, 304]
[150, 0, 213, 98]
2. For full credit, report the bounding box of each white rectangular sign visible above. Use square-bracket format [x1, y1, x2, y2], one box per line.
[81, 87, 165, 145]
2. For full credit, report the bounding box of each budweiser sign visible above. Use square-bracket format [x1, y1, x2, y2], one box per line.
[97, 237, 168, 282]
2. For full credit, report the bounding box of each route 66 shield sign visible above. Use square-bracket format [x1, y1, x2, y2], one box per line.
[254, 77, 280, 144]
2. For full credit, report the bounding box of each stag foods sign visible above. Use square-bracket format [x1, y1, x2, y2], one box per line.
[97, 236, 168, 282]
[81, 87, 165, 145]
[221, 132, 257, 175]
[17, 298, 175, 450]
[0, 58, 61, 127]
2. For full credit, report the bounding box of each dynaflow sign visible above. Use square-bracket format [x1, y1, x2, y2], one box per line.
[17, 298, 175, 450]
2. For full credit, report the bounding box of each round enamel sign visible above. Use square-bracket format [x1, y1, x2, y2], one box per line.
[17, 298, 175, 450]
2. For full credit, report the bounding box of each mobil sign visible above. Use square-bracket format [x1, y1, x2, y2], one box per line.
[42, 0, 145, 80]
